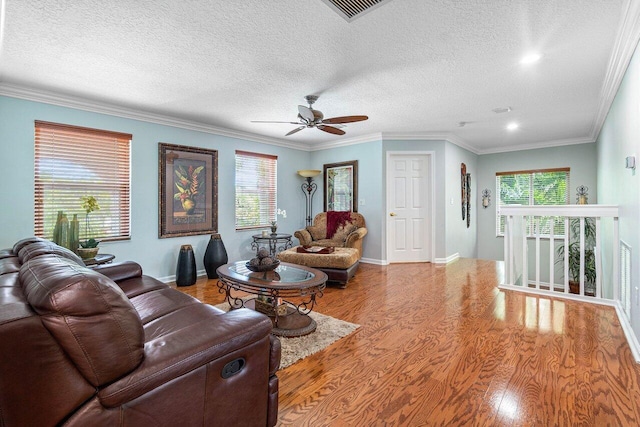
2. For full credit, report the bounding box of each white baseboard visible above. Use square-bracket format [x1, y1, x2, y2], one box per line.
[434, 253, 460, 264]
[158, 269, 207, 284]
[614, 301, 640, 363]
[360, 257, 385, 265]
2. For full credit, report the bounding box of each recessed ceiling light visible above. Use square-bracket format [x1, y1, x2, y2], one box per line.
[492, 107, 512, 114]
[507, 122, 519, 131]
[520, 53, 542, 65]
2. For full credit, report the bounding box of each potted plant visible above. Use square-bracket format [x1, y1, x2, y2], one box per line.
[556, 217, 596, 295]
[77, 196, 101, 260]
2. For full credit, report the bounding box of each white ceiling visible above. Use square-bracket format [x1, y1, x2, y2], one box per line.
[0, 0, 636, 153]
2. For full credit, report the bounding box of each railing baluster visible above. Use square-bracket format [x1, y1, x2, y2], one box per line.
[595, 217, 602, 298]
[564, 217, 569, 294]
[535, 217, 540, 289]
[579, 217, 585, 296]
[522, 215, 528, 288]
[614, 217, 620, 301]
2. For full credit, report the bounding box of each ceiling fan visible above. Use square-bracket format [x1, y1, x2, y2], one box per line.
[251, 95, 368, 136]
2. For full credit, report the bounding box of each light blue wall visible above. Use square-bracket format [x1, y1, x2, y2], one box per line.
[596, 37, 640, 338]
[477, 144, 598, 261]
[0, 95, 311, 279]
[311, 141, 383, 261]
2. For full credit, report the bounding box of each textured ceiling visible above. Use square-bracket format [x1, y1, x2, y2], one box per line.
[0, 0, 631, 152]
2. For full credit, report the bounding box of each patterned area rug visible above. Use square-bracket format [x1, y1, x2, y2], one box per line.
[214, 301, 360, 369]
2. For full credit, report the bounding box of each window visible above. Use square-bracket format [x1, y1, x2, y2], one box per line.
[496, 168, 570, 236]
[34, 121, 131, 241]
[235, 151, 277, 229]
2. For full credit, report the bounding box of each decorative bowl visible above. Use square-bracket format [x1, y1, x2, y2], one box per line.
[245, 260, 280, 272]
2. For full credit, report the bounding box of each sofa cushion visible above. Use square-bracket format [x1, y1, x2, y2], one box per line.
[18, 240, 84, 266]
[20, 256, 145, 387]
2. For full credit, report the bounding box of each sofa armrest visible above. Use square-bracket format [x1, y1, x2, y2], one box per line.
[98, 308, 273, 407]
[294, 229, 313, 246]
[91, 261, 143, 282]
[345, 227, 367, 247]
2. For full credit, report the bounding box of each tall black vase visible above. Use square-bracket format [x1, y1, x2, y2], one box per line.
[204, 233, 228, 279]
[176, 244, 197, 287]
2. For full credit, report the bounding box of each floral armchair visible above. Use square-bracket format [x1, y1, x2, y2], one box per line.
[294, 212, 367, 259]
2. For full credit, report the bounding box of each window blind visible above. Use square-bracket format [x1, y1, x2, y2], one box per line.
[34, 121, 131, 241]
[235, 150, 277, 229]
[496, 168, 570, 236]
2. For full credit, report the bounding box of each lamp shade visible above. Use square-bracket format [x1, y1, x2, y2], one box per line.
[297, 169, 321, 178]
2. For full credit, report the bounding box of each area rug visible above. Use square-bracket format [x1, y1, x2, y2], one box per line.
[214, 301, 360, 369]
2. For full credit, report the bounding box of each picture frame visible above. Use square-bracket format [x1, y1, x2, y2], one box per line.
[158, 143, 218, 238]
[324, 160, 358, 212]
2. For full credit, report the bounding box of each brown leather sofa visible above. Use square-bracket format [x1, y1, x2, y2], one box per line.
[0, 237, 280, 427]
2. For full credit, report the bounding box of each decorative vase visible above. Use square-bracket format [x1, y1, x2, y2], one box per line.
[69, 214, 80, 254]
[270, 223, 278, 234]
[58, 214, 70, 249]
[176, 244, 197, 287]
[204, 233, 228, 279]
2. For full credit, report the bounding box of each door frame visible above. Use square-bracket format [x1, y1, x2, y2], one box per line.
[385, 151, 436, 264]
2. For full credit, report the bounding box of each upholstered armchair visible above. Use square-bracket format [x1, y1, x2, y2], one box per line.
[294, 211, 367, 259]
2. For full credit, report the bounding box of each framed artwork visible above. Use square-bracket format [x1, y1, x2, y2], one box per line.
[158, 143, 218, 238]
[324, 160, 358, 212]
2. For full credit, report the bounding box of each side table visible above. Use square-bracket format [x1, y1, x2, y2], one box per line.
[251, 233, 293, 258]
[83, 253, 115, 266]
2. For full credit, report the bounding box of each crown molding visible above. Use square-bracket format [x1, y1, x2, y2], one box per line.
[0, 83, 310, 151]
[477, 136, 596, 155]
[0, 82, 607, 156]
[381, 132, 480, 154]
[590, 0, 640, 141]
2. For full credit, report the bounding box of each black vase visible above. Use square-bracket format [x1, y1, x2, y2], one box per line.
[204, 233, 228, 279]
[176, 244, 197, 287]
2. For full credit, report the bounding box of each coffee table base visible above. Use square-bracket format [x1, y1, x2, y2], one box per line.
[244, 299, 317, 337]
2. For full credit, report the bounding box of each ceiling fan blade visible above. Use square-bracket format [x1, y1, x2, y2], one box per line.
[285, 126, 306, 136]
[298, 105, 315, 122]
[251, 120, 302, 124]
[322, 115, 369, 124]
[317, 125, 346, 136]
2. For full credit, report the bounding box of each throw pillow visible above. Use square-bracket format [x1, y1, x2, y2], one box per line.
[332, 223, 358, 243]
[307, 225, 326, 241]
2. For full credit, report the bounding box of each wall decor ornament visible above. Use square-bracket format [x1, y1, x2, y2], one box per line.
[466, 173, 471, 228]
[461, 163, 467, 220]
[576, 185, 589, 205]
[159, 143, 218, 238]
[482, 189, 491, 208]
[324, 160, 358, 212]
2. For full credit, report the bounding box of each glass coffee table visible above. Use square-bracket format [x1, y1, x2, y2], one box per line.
[216, 261, 328, 337]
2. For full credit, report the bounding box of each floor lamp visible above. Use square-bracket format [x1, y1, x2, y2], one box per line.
[298, 170, 321, 227]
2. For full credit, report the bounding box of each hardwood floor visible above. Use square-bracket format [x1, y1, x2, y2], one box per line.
[177, 259, 640, 426]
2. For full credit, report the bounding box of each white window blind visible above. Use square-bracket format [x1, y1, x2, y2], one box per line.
[496, 168, 570, 236]
[235, 150, 277, 229]
[34, 121, 131, 241]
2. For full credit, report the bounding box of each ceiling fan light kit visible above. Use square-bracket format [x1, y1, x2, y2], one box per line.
[252, 95, 368, 137]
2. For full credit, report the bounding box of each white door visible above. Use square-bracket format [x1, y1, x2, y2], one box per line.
[386, 153, 432, 263]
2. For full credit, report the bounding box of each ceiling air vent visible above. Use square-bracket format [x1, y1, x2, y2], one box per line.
[320, 0, 394, 22]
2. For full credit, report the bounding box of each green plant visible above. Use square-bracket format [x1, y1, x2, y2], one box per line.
[80, 196, 100, 247]
[556, 217, 596, 287]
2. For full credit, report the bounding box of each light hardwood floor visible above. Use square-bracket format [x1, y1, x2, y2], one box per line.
[177, 259, 640, 426]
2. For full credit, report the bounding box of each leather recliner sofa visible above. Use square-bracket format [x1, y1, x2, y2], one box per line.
[0, 237, 280, 426]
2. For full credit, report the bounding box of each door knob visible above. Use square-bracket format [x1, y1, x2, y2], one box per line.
[390, 212, 397, 216]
